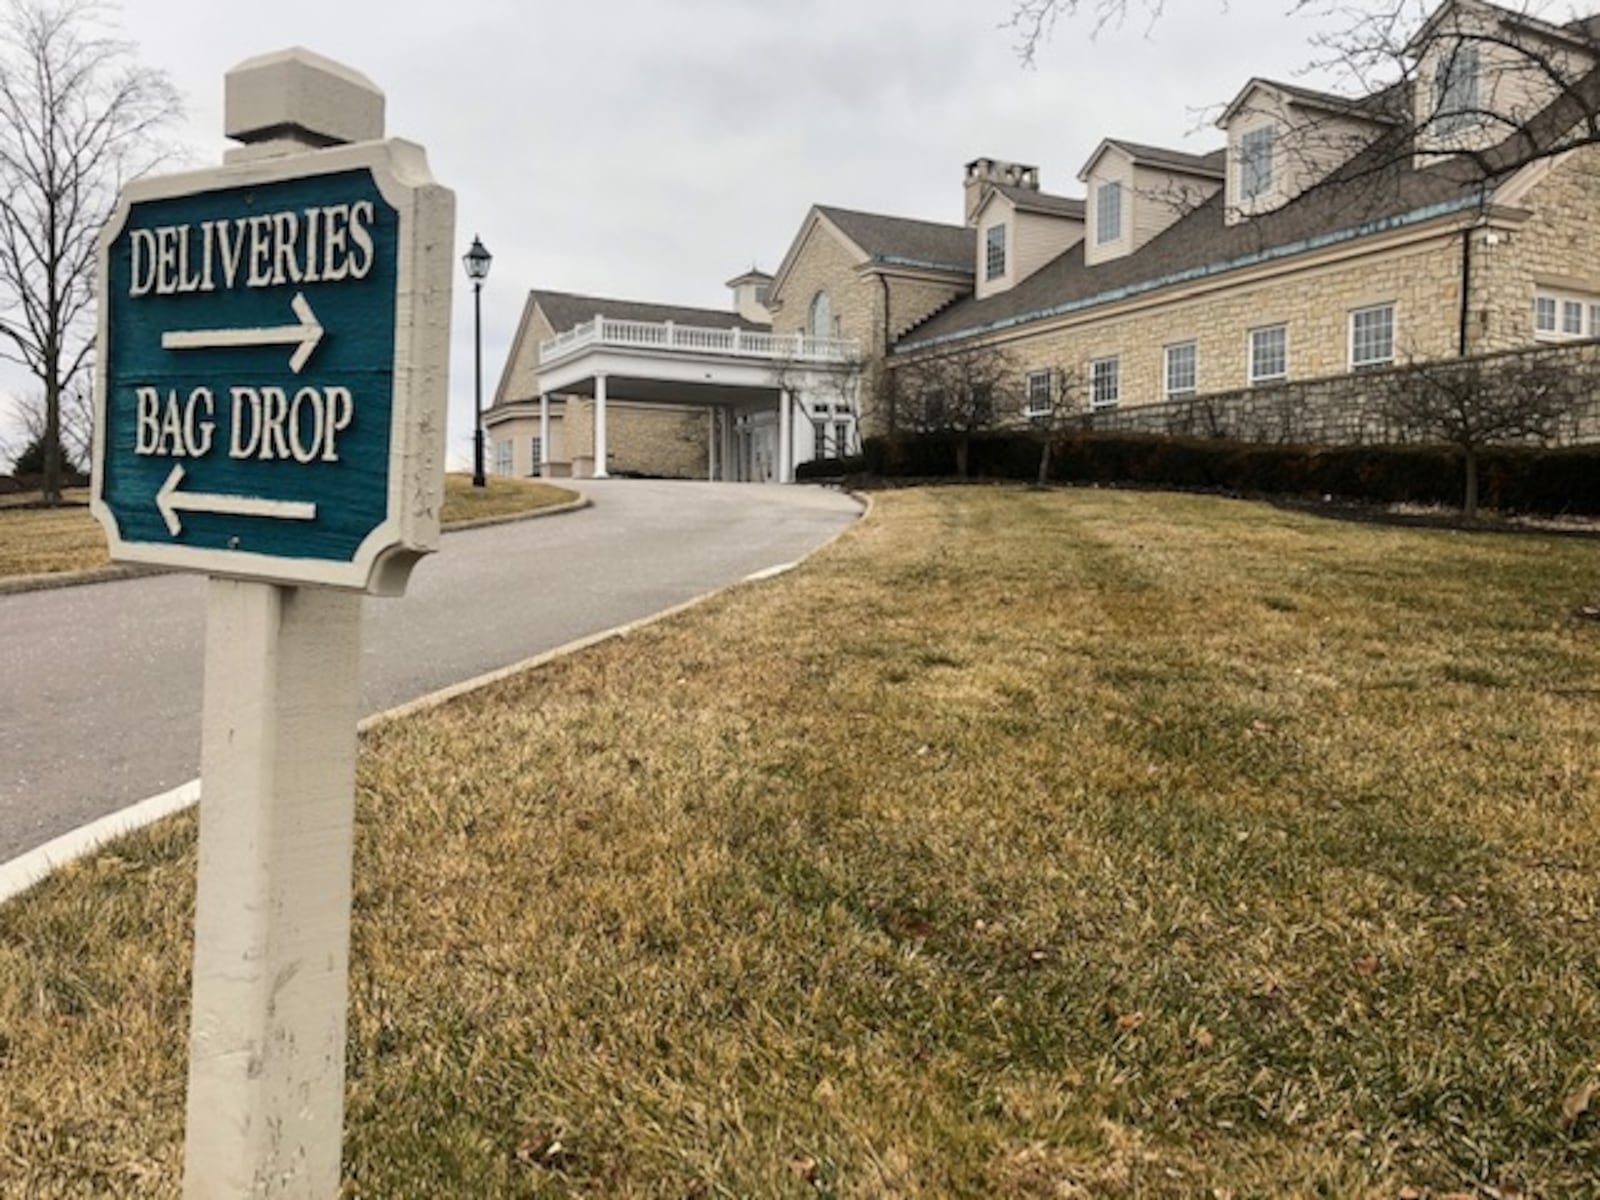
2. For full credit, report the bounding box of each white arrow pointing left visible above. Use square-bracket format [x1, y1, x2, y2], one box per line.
[161, 291, 325, 374]
[157, 464, 317, 536]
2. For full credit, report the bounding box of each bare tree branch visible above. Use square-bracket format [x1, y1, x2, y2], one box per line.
[0, 0, 179, 501]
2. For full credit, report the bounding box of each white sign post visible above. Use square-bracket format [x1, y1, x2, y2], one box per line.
[90, 48, 455, 1199]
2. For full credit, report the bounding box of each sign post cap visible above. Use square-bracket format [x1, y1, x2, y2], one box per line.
[225, 47, 385, 149]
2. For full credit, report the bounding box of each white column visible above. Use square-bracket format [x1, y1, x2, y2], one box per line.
[539, 392, 550, 478]
[777, 388, 793, 484]
[183, 580, 362, 1200]
[593, 373, 609, 479]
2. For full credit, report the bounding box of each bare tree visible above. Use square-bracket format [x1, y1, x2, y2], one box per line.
[1384, 351, 1576, 516]
[1016, 362, 1084, 486]
[1009, 0, 1600, 184]
[0, 0, 179, 503]
[1, 385, 89, 472]
[888, 341, 1021, 478]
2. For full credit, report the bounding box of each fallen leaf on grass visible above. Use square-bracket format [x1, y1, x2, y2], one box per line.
[1562, 1079, 1597, 1129]
[1353, 955, 1380, 978]
[789, 1154, 819, 1183]
[1192, 1026, 1215, 1051]
[1116, 1011, 1146, 1031]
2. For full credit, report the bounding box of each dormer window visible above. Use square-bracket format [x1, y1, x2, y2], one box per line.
[985, 224, 1006, 280]
[1096, 181, 1122, 244]
[1433, 42, 1480, 135]
[1240, 126, 1276, 201]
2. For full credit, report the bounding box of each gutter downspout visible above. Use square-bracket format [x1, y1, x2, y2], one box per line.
[879, 272, 895, 438]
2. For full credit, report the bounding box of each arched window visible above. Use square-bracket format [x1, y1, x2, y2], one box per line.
[808, 291, 834, 339]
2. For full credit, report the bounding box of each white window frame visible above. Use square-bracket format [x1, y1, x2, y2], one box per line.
[1096, 181, 1122, 245]
[1349, 304, 1396, 371]
[1090, 357, 1120, 410]
[1249, 324, 1288, 385]
[1164, 342, 1197, 400]
[985, 224, 1006, 281]
[1025, 369, 1053, 417]
[1534, 288, 1600, 341]
[1240, 126, 1275, 201]
[529, 436, 543, 472]
[494, 439, 513, 476]
[808, 290, 834, 339]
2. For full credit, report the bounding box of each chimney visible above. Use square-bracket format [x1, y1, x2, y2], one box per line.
[964, 157, 1040, 225]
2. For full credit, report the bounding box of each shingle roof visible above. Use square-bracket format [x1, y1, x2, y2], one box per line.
[531, 289, 769, 334]
[1099, 139, 1228, 178]
[816, 205, 975, 273]
[992, 184, 1086, 219]
[901, 122, 1492, 349]
[1222, 77, 1403, 127]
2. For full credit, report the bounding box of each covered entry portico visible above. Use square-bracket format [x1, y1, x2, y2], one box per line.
[534, 317, 859, 482]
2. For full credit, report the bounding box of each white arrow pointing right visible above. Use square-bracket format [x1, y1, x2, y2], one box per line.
[162, 291, 326, 374]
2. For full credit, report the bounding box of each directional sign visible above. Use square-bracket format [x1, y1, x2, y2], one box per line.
[92, 141, 455, 594]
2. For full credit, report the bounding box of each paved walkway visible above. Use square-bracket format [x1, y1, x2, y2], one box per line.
[0, 480, 860, 862]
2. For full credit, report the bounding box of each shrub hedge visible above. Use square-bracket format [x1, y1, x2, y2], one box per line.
[860, 432, 1600, 515]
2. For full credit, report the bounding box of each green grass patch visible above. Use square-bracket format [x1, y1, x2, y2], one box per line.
[0, 475, 578, 581]
[3, 488, 1600, 1197]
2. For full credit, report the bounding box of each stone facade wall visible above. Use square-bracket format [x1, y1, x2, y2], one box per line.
[562, 399, 708, 479]
[1081, 338, 1600, 445]
[1472, 149, 1600, 353]
[976, 231, 1466, 407]
[887, 275, 967, 341]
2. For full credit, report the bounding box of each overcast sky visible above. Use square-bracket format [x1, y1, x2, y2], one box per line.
[7, 0, 1466, 467]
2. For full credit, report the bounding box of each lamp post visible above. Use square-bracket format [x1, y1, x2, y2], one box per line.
[462, 235, 492, 488]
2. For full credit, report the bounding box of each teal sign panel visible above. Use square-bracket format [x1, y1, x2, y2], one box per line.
[100, 168, 399, 564]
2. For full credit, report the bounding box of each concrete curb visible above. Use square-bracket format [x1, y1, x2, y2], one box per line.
[0, 781, 200, 904]
[0, 491, 589, 598]
[0, 490, 864, 907]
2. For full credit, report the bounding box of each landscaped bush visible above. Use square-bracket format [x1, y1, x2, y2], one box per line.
[795, 454, 866, 481]
[860, 431, 1600, 515]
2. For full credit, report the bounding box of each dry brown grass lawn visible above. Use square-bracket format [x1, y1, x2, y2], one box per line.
[0, 475, 576, 581]
[3, 487, 1599, 1198]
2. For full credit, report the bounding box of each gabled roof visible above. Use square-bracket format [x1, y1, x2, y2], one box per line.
[724, 268, 773, 287]
[1079, 137, 1227, 182]
[987, 184, 1086, 220]
[902, 122, 1494, 350]
[814, 205, 975, 273]
[530, 289, 769, 334]
[1219, 77, 1402, 127]
[1405, 0, 1600, 55]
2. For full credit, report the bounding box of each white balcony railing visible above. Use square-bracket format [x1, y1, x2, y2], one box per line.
[539, 316, 859, 368]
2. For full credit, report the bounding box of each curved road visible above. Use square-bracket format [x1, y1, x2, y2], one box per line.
[0, 480, 860, 863]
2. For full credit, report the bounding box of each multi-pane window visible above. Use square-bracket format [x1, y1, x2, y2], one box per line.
[1433, 43, 1480, 135]
[1240, 126, 1276, 201]
[530, 437, 543, 471]
[1350, 304, 1395, 370]
[835, 421, 851, 455]
[1164, 342, 1197, 399]
[1026, 370, 1053, 416]
[494, 439, 513, 476]
[1090, 357, 1120, 409]
[1249, 324, 1288, 384]
[1535, 289, 1600, 340]
[985, 224, 1007, 280]
[813, 421, 828, 459]
[972, 384, 994, 426]
[1097, 181, 1123, 245]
